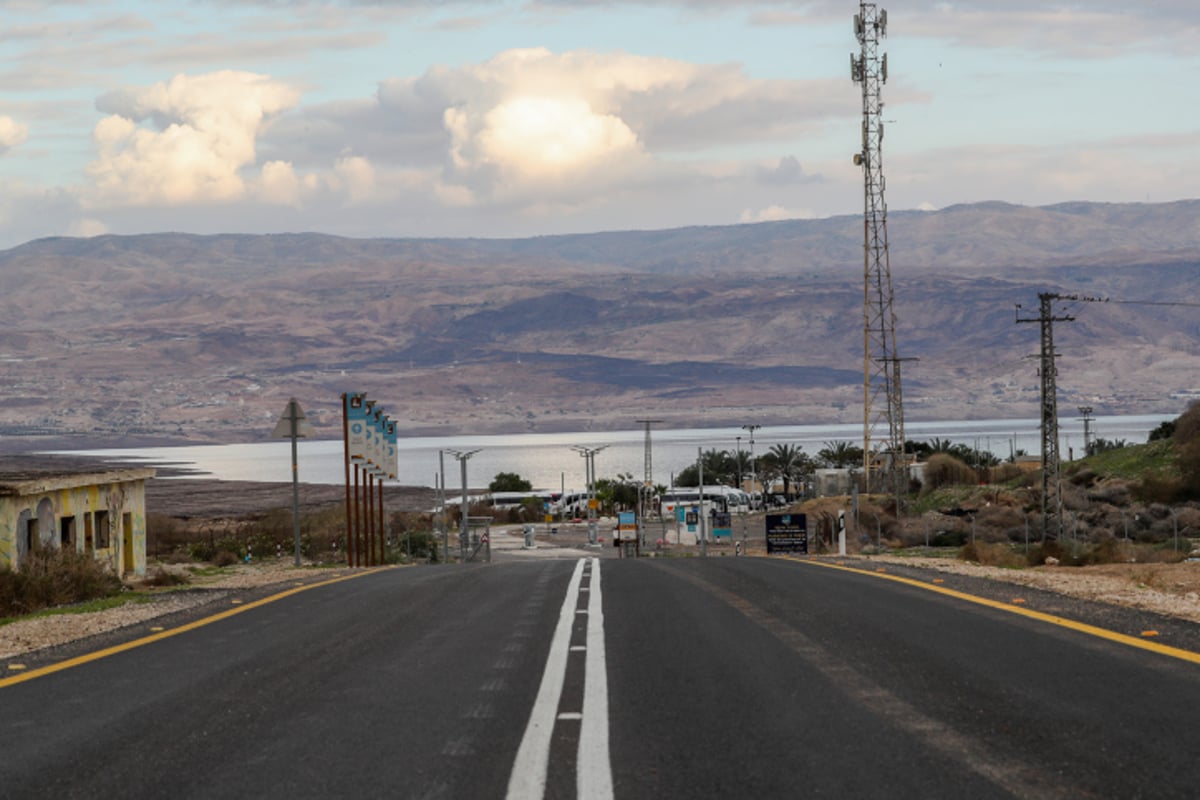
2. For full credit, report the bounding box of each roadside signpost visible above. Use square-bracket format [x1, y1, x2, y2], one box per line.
[617, 511, 639, 557]
[272, 398, 316, 566]
[342, 392, 400, 566]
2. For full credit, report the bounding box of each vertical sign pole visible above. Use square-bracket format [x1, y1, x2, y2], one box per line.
[696, 448, 700, 561]
[289, 400, 301, 567]
[342, 394, 352, 567]
[439, 451, 447, 563]
[353, 464, 362, 566]
[366, 473, 374, 566]
[378, 474, 386, 565]
[460, 456, 470, 562]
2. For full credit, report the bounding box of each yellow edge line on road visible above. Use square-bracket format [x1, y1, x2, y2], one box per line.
[0, 569, 388, 689]
[794, 558, 1200, 666]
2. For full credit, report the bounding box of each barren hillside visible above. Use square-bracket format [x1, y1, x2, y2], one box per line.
[0, 200, 1197, 448]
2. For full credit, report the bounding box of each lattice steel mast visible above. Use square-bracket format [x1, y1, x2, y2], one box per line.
[851, 3, 905, 492]
[1016, 293, 1077, 541]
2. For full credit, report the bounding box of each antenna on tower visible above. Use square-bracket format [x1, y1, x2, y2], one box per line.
[851, 2, 907, 500]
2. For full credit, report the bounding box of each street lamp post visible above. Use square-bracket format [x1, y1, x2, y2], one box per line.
[571, 445, 608, 547]
[446, 449, 480, 562]
[735, 436, 743, 494]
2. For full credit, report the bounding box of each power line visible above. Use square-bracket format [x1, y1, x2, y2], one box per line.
[1106, 299, 1200, 307]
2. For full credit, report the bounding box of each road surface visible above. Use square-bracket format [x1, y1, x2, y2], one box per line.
[2, 556, 1199, 798]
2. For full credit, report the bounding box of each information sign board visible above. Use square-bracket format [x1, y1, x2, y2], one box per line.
[766, 513, 808, 554]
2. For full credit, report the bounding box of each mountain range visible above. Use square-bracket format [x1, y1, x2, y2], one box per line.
[0, 199, 1197, 450]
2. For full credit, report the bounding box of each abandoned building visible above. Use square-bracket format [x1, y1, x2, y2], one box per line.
[0, 465, 156, 577]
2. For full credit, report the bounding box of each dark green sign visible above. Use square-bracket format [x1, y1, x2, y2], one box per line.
[766, 513, 808, 554]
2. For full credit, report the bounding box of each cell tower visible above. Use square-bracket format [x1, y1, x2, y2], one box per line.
[851, 3, 905, 493]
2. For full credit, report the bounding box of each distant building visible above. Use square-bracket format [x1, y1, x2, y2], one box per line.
[0, 467, 156, 576]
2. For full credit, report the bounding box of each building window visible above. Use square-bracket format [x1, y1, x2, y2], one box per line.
[95, 510, 110, 549]
[60, 516, 77, 550]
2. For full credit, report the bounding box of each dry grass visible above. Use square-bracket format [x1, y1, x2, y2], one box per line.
[0, 548, 123, 618]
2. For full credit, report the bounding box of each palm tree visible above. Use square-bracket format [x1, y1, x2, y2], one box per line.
[817, 440, 862, 469]
[763, 443, 809, 499]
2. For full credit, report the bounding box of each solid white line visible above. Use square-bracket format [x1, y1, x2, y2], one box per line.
[578, 557, 614, 800]
[506, 558, 585, 800]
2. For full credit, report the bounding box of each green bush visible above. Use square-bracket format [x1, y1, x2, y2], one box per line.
[931, 529, 967, 547]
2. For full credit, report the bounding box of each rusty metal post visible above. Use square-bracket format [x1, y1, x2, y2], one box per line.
[352, 463, 361, 566]
[378, 475, 386, 564]
[342, 394, 352, 567]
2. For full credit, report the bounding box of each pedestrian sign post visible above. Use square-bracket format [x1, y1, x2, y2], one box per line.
[272, 398, 316, 567]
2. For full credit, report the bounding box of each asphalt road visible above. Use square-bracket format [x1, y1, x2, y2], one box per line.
[3, 556, 1200, 799]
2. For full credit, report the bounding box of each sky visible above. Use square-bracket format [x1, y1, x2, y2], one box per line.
[0, 1, 1197, 249]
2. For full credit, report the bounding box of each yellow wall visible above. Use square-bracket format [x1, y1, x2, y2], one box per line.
[0, 479, 148, 576]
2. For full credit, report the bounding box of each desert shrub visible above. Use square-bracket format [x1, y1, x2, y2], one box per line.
[1011, 470, 1040, 489]
[143, 565, 191, 587]
[1087, 481, 1131, 507]
[974, 506, 1024, 542]
[989, 463, 1023, 484]
[1130, 544, 1189, 564]
[1133, 472, 1183, 504]
[188, 540, 217, 562]
[959, 541, 1025, 568]
[0, 548, 123, 618]
[931, 529, 967, 547]
[922, 453, 976, 493]
[1080, 536, 1126, 565]
[1026, 540, 1072, 566]
[1069, 468, 1098, 487]
[213, 550, 240, 567]
[146, 513, 193, 557]
[1175, 506, 1200, 531]
[383, 529, 438, 563]
[1174, 401, 1200, 447]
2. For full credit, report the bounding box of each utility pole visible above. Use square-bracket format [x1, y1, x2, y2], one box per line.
[735, 436, 743, 493]
[447, 449, 480, 561]
[1078, 406, 1094, 456]
[571, 445, 608, 546]
[1016, 294, 1075, 540]
[635, 420, 661, 542]
[742, 424, 761, 507]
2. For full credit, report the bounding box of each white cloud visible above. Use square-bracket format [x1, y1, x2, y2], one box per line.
[67, 218, 109, 238]
[0, 115, 28, 153]
[85, 71, 301, 207]
[257, 160, 304, 206]
[330, 154, 376, 203]
[739, 205, 816, 223]
[336, 47, 850, 209]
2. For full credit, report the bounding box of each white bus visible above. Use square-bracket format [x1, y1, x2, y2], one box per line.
[551, 490, 590, 517]
[484, 491, 556, 510]
[658, 488, 730, 520]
